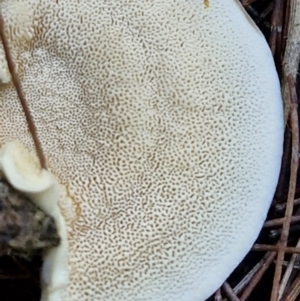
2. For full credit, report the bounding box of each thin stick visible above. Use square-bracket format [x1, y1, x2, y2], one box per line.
[278, 238, 300, 300]
[275, 199, 300, 211]
[269, 0, 285, 57]
[0, 15, 47, 169]
[215, 288, 222, 301]
[278, 75, 300, 300]
[274, 129, 291, 201]
[282, 0, 291, 55]
[264, 215, 300, 228]
[252, 244, 300, 254]
[222, 282, 241, 301]
[233, 252, 274, 296]
[283, 275, 300, 301]
[240, 252, 277, 301]
[270, 75, 299, 301]
[281, 0, 300, 122]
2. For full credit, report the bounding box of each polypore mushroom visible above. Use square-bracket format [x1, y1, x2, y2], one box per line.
[0, 1, 283, 301]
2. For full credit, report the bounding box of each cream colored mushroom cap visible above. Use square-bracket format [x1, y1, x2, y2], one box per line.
[0, 1, 283, 301]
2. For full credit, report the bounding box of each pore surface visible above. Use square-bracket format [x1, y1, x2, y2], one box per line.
[0, 0, 283, 301]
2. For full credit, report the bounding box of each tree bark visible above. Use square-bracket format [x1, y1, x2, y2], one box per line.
[0, 179, 60, 258]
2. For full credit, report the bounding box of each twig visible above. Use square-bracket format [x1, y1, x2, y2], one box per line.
[264, 215, 300, 228]
[260, 3, 274, 20]
[278, 238, 300, 300]
[274, 129, 291, 201]
[282, 275, 300, 301]
[269, 225, 300, 239]
[270, 3, 300, 295]
[222, 282, 240, 301]
[270, 75, 299, 301]
[0, 15, 47, 169]
[233, 252, 274, 296]
[282, 0, 291, 55]
[282, 0, 300, 121]
[269, 0, 285, 58]
[215, 288, 222, 301]
[275, 198, 300, 211]
[240, 252, 277, 301]
[252, 244, 300, 254]
[244, 5, 271, 32]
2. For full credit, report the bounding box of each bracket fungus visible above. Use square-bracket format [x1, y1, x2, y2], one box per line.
[0, 0, 283, 301]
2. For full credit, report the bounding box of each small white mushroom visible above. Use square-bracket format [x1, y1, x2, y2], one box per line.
[0, 1, 283, 301]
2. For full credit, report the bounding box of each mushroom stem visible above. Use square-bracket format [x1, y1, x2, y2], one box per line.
[0, 14, 47, 170]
